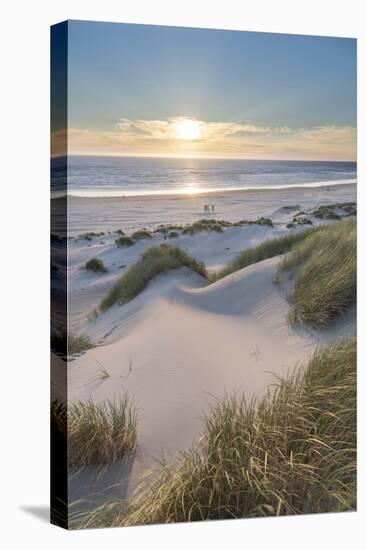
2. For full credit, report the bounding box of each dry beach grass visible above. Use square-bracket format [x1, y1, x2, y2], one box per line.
[99, 243, 207, 311]
[65, 203, 357, 528]
[79, 338, 356, 527]
[52, 397, 137, 469]
[275, 218, 356, 327]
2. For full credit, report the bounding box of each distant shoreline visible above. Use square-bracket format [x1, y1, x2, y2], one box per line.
[51, 180, 357, 236]
[52, 179, 356, 201]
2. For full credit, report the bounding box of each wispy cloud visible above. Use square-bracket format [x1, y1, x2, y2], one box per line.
[115, 117, 291, 140]
[65, 117, 356, 160]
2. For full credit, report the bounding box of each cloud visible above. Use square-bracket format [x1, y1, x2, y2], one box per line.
[115, 117, 291, 141]
[65, 117, 356, 160]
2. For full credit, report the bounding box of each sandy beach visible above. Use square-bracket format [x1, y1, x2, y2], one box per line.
[66, 181, 356, 235]
[51, 183, 356, 507]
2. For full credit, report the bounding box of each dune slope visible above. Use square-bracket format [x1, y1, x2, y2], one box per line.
[69, 256, 352, 464]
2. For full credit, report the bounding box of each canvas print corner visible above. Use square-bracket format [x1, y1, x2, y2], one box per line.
[50, 20, 357, 529]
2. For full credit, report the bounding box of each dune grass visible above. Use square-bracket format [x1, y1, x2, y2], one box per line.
[310, 202, 356, 219]
[153, 224, 184, 234]
[182, 219, 234, 235]
[51, 399, 68, 527]
[275, 218, 356, 328]
[68, 397, 137, 468]
[291, 216, 313, 226]
[182, 221, 213, 235]
[239, 216, 274, 227]
[181, 217, 273, 236]
[281, 204, 300, 211]
[80, 337, 356, 527]
[210, 223, 224, 232]
[83, 258, 107, 273]
[79, 231, 105, 241]
[115, 236, 135, 247]
[211, 227, 316, 282]
[51, 331, 92, 356]
[131, 230, 153, 240]
[51, 399, 67, 437]
[99, 244, 207, 311]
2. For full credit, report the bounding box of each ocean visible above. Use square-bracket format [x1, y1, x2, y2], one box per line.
[53, 156, 357, 198]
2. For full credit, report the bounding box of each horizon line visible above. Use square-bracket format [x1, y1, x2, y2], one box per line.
[52, 152, 357, 163]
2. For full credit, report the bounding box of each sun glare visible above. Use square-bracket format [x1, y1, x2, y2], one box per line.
[174, 118, 202, 140]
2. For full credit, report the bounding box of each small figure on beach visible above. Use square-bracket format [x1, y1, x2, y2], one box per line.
[212, 204, 215, 213]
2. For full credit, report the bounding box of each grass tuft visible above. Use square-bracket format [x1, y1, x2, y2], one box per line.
[292, 216, 313, 226]
[211, 228, 315, 282]
[182, 222, 209, 235]
[56, 397, 137, 468]
[153, 224, 184, 234]
[82, 337, 356, 527]
[276, 218, 356, 327]
[311, 202, 356, 219]
[79, 232, 105, 241]
[210, 223, 224, 232]
[99, 244, 207, 311]
[239, 217, 273, 227]
[115, 236, 135, 247]
[131, 230, 153, 240]
[182, 219, 230, 235]
[51, 331, 92, 356]
[281, 204, 300, 211]
[83, 258, 107, 273]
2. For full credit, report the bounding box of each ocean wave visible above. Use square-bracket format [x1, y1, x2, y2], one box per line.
[61, 178, 356, 199]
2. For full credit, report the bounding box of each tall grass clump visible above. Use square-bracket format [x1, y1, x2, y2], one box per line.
[311, 202, 356, 219]
[68, 396, 137, 468]
[153, 224, 183, 235]
[276, 218, 356, 328]
[239, 216, 273, 227]
[51, 399, 67, 438]
[51, 331, 92, 356]
[211, 228, 316, 282]
[182, 220, 226, 235]
[131, 230, 153, 240]
[99, 244, 207, 311]
[79, 232, 105, 241]
[115, 236, 134, 247]
[83, 258, 107, 273]
[51, 399, 68, 527]
[83, 337, 355, 527]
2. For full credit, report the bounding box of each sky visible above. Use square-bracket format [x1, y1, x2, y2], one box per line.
[59, 20, 356, 160]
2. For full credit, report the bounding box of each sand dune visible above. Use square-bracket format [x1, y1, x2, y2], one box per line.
[67, 186, 356, 336]
[68, 224, 285, 333]
[69, 256, 349, 465]
[61, 188, 357, 502]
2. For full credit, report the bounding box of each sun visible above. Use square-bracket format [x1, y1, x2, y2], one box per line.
[174, 118, 202, 140]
